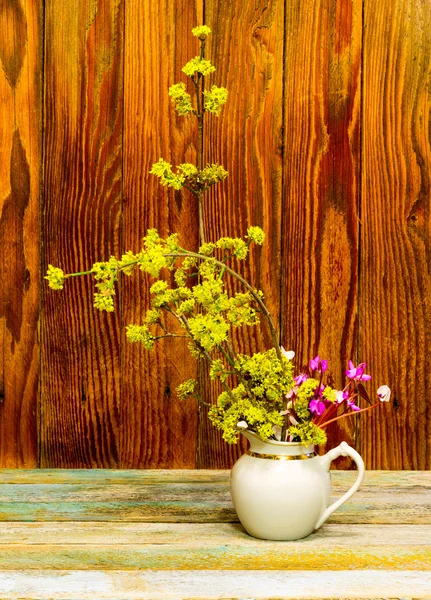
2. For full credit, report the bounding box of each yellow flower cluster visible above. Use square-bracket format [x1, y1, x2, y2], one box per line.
[182, 57, 216, 77]
[289, 422, 327, 447]
[149, 159, 187, 190]
[208, 382, 286, 444]
[188, 314, 230, 352]
[204, 86, 228, 116]
[192, 25, 211, 38]
[150, 159, 227, 193]
[168, 83, 193, 116]
[246, 226, 266, 245]
[126, 324, 155, 350]
[176, 378, 198, 400]
[45, 265, 65, 290]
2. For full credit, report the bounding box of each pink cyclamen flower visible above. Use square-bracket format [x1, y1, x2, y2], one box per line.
[309, 399, 326, 416]
[309, 356, 328, 373]
[294, 373, 309, 385]
[377, 385, 391, 402]
[347, 398, 361, 412]
[309, 355, 320, 371]
[346, 361, 372, 381]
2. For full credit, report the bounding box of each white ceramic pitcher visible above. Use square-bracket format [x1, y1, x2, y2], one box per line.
[230, 430, 365, 540]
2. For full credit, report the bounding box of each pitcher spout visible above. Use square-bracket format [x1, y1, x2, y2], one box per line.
[239, 429, 259, 445]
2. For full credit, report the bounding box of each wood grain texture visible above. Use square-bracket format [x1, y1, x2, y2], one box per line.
[0, 0, 41, 467]
[0, 470, 428, 523]
[281, 0, 363, 466]
[0, 524, 429, 570]
[41, 0, 124, 467]
[0, 467, 426, 485]
[5, 521, 430, 546]
[197, 0, 285, 469]
[359, 0, 431, 469]
[120, 0, 202, 468]
[0, 571, 429, 600]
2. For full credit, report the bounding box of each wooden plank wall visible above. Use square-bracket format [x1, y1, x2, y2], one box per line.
[41, 0, 123, 467]
[0, 0, 430, 469]
[0, 0, 41, 467]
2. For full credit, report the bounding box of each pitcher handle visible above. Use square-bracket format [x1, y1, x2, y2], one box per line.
[314, 441, 365, 530]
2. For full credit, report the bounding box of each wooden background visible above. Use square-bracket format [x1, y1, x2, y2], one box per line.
[1, 0, 430, 469]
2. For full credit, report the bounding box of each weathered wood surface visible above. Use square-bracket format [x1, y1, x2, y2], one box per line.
[281, 0, 363, 467]
[41, 0, 124, 467]
[0, 470, 428, 523]
[0, 0, 41, 467]
[1, 0, 431, 469]
[0, 570, 429, 600]
[0, 470, 429, 598]
[121, 0, 201, 469]
[359, 0, 431, 470]
[0, 523, 429, 570]
[0, 468, 426, 484]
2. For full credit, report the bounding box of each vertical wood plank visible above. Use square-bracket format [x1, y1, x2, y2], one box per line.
[281, 0, 363, 463]
[196, 0, 285, 468]
[41, 0, 124, 467]
[120, 0, 202, 468]
[360, 0, 431, 469]
[0, 0, 42, 467]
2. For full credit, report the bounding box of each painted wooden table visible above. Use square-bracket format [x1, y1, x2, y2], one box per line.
[0, 470, 429, 599]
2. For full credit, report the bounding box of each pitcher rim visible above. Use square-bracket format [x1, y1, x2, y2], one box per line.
[240, 429, 313, 448]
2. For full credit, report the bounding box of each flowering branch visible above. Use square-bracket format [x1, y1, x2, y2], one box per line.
[150, 26, 228, 246]
[165, 249, 283, 363]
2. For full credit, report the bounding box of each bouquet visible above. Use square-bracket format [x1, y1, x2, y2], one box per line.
[46, 26, 390, 448]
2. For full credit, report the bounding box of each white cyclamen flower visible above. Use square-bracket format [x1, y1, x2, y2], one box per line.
[377, 385, 391, 402]
[281, 346, 295, 360]
[272, 425, 282, 441]
[285, 387, 298, 399]
[335, 390, 348, 404]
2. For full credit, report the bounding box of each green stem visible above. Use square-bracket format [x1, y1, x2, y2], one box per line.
[197, 398, 212, 408]
[217, 344, 235, 368]
[195, 38, 206, 246]
[183, 183, 199, 195]
[155, 334, 190, 340]
[225, 338, 236, 362]
[65, 270, 93, 278]
[198, 190, 205, 246]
